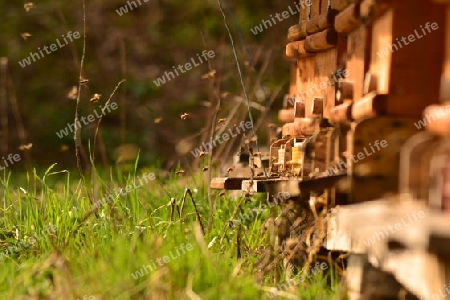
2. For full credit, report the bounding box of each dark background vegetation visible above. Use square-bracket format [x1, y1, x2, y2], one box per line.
[0, 0, 294, 173]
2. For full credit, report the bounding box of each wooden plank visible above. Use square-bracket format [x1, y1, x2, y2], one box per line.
[423, 103, 450, 137]
[329, 101, 352, 124]
[286, 40, 315, 58]
[345, 25, 367, 102]
[441, 6, 450, 101]
[378, 0, 445, 116]
[360, 0, 392, 19]
[300, 0, 309, 22]
[331, 0, 357, 11]
[210, 177, 246, 190]
[321, 0, 330, 13]
[278, 109, 295, 123]
[351, 92, 387, 120]
[316, 49, 338, 119]
[311, 0, 322, 19]
[306, 9, 339, 35]
[296, 56, 315, 116]
[289, 63, 297, 95]
[287, 22, 308, 41]
[304, 28, 338, 52]
[334, 3, 360, 33]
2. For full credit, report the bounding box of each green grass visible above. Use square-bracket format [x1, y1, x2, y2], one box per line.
[0, 165, 339, 299]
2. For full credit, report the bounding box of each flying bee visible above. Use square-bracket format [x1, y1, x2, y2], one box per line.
[154, 117, 163, 124]
[90, 93, 101, 103]
[67, 86, 78, 100]
[24, 3, 34, 12]
[180, 113, 189, 120]
[201, 69, 216, 79]
[20, 32, 32, 40]
[218, 118, 226, 124]
[202, 166, 209, 171]
[175, 170, 185, 175]
[18, 143, 33, 151]
[79, 78, 89, 84]
[199, 151, 207, 157]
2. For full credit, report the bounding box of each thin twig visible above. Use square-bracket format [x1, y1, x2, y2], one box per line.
[216, 0, 267, 179]
[92, 79, 126, 161]
[74, 0, 86, 176]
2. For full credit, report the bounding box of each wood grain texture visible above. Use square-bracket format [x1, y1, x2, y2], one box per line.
[306, 9, 339, 35]
[304, 28, 338, 52]
[334, 3, 360, 33]
[286, 40, 315, 58]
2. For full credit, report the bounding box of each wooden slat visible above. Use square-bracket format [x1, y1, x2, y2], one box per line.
[278, 109, 295, 123]
[316, 49, 338, 119]
[331, 0, 357, 11]
[441, 6, 450, 101]
[306, 9, 339, 35]
[345, 25, 367, 102]
[334, 3, 360, 33]
[300, 0, 309, 22]
[311, 0, 322, 19]
[370, 0, 446, 117]
[289, 63, 297, 95]
[330, 101, 352, 124]
[304, 29, 338, 52]
[351, 92, 387, 120]
[287, 22, 308, 41]
[210, 177, 247, 190]
[424, 103, 450, 136]
[321, 0, 330, 13]
[286, 40, 314, 58]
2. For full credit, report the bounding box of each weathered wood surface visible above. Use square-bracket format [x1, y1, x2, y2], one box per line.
[326, 199, 450, 300]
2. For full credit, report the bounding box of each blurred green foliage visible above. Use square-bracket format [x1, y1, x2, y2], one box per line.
[0, 0, 293, 172]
